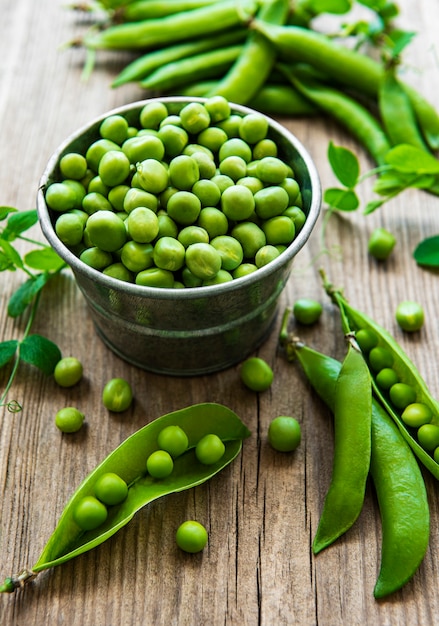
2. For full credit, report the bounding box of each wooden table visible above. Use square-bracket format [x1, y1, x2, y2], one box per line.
[1, 1, 439, 624]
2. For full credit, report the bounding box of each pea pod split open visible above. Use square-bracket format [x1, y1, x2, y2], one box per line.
[0, 402, 250, 592]
[281, 332, 429, 599]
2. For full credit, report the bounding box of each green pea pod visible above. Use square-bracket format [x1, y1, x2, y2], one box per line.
[378, 69, 430, 152]
[280, 65, 391, 166]
[321, 272, 439, 480]
[312, 337, 372, 554]
[120, 0, 221, 22]
[282, 334, 429, 599]
[1, 403, 250, 591]
[207, 0, 290, 105]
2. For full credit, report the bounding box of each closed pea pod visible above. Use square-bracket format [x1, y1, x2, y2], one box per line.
[121, 0, 221, 21]
[312, 336, 372, 554]
[0, 403, 250, 591]
[281, 333, 429, 599]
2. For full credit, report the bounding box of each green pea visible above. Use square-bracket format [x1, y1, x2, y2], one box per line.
[157, 212, 179, 239]
[80, 247, 113, 270]
[157, 425, 189, 458]
[98, 150, 131, 187]
[191, 179, 221, 207]
[197, 126, 228, 152]
[256, 156, 289, 184]
[102, 377, 133, 412]
[375, 367, 399, 390]
[232, 263, 258, 278]
[108, 185, 130, 211]
[136, 158, 169, 194]
[389, 382, 417, 410]
[176, 520, 208, 553]
[185, 242, 222, 280]
[210, 173, 234, 193]
[55, 213, 84, 247]
[240, 357, 273, 392]
[195, 433, 225, 465]
[211, 235, 244, 271]
[139, 101, 168, 129]
[293, 298, 323, 325]
[219, 155, 247, 181]
[181, 267, 203, 288]
[262, 216, 295, 245]
[86, 210, 127, 252]
[122, 134, 165, 164]
[202, 269, 233, 285]
[179, 102, 210, 134]
[60, 153, 88, 180]
[220, 185, 255, 221]
[100, 114, 129, 144]
[169, 155, 200, 190]
[283, 206, 306, 232]
[64, 180, 87, 208]
[124, 187, 158, 213]
[254, 245, 281, 268]
[120, 241, 154, 273]
[231, 222, 266, 259]
[204, 95, 230, 122]
[401, 403, 433, 428]
[368, 227, 396, 261]
[45, 182, 77, 212]
[167, 191, 201, 225]
[82, 192, 113, 215]
[355, 328, 379, 353]
[219, 138, 252, 163]
[54, 357, 83, 387]
[94, 473, 128, 506]
[85, 138, 121, 172]
[157, 124, 189, 158]
[177, 226, 209, 248]
[55, 407, 85, 433]
[87, 174, 109, 195]
[187, 150, 216, 179]
[73, 496, 108, 531]
[252, 138, 277, 160]
[254, 186, 290, 219]
[135, 267, 174, 288]
[368, 346, 394, 371]
[103, 262, 133, 282]
[280, 178, 300, 205]
[146, 450, 174, 478]
[126, 206, 159, 243]
[239, 113, 269, 144]
[237, 176, 264, 194]
[417, 424, 439, 451]
[197, 207, 229, 238]
[395, 301, 425, 332]
[153, 236, 186, 271]
[268, 416, 301, 452]
[216, 113, 242, 138]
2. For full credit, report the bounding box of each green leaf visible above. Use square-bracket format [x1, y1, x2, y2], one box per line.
[0, 206, 17, 222]
[312, 0, 352, 14]
[7, 273, 50, 318]
[0, 239, 24, 271]
[364, 199, 386, 214]
[327, 142, 360, 188]
[5, 210, 38, 239]
[385, 144, 439, 175]
[324, 187, 359, 211]
[0, 250, 16, 271]
[19, 334, 62, 375]
[413, 235, 439, 268]
[24, 248, 66, 272]
[0, 340, 18, 368]
[387, 29, 416, 57]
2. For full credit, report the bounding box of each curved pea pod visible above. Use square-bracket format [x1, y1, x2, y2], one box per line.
[322, 275, 439, 480]
[1, 403, 250, 591]
[283, 336, 429, 599]
[312, 337, 372, 554]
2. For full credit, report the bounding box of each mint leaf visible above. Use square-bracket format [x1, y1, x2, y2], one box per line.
[19, 334, 61, 375]
[7, 273, 50, 318]
[364, 199, 386, 214]
[0, 206, 18, 222]
[328, 142, 360, 188]
[0, 340, 18, 368]
[4, 210, 38, 239]
[24, 248, 66, 272]
[324, 187, 359, 211]
[413, 235, 439, 268]
[0, 238, 24, 271]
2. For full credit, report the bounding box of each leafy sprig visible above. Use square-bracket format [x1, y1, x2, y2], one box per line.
[0, 207, 66, 412]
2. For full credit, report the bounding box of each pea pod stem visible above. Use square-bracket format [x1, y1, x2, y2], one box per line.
[281, 332, 430, 599]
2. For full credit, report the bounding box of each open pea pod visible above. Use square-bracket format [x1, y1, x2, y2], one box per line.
[322, 272, 439, 480]
[1, 403, 250, 591]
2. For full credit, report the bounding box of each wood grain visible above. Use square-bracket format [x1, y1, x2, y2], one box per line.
[1, 1, 439, 624]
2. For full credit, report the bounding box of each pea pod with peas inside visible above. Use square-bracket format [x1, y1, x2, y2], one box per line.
[321, 272, 439, 480]
[0, 403, 250, 592]
[280, 330, 429, 599]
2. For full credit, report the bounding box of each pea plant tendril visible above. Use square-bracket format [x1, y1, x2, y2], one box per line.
[0, 206, 66, 413]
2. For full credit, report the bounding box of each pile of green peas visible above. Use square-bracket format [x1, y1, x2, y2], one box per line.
[355, 327, 439, 461]
[45, 96, 306, 288]
[73, 424, 226, 531]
